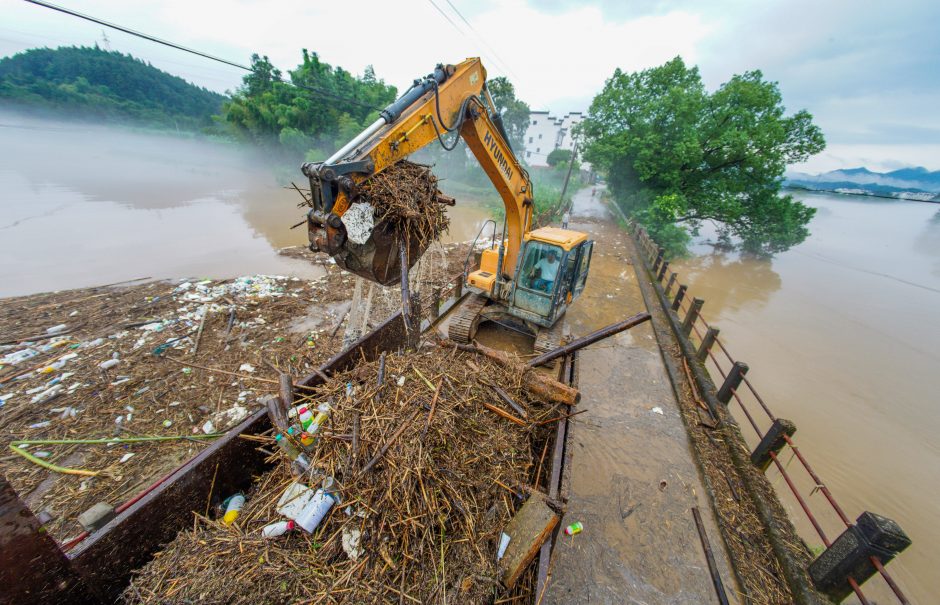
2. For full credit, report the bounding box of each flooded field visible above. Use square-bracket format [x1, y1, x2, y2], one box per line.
[672, 192, 939, 601]
[0, 112, 493, 297]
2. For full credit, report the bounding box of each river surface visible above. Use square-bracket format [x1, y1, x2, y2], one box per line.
[670, 191, 939, 602]
[0, 112, 493, 297]
[2, 115, 935, 600]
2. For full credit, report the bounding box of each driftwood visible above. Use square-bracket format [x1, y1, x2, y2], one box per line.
[454, 342, 580, 406]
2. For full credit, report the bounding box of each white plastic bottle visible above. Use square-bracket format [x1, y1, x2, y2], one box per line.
[261, 520, 295, 537]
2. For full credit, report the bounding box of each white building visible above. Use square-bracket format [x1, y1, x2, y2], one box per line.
[522, 110, 584, 167]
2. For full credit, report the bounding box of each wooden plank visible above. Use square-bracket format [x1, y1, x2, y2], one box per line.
[68, 408, 272, 602]
[500, 491, 560, 589]
[0, 475, 101, 604]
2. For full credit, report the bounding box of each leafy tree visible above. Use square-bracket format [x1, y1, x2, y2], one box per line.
[546, 148, 571, 167]
[0, 46, 225, 130]
[487, 76, 530, 153]
[580, 57, 825, 255]
[223, 50, 396, 158]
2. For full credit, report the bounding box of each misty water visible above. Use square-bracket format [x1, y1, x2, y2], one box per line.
[0, 112, 493, 297]
[2, 113, 937, 600]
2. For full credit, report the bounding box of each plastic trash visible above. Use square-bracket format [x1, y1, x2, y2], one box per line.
[297, 407, 314, 430]
[238, 363, 255, 373]
[2, 348, 39, 365]
[120, 453, 135, 463]
[292, 487, 337, 533]
[222, 493, 246, 525]
[564, 521, 583, 536]
[275, 433, 304, 461]
[30, 384, 63, 405]
[46, 324, 68, 335]
[497, 532, 511, 560]
[99, 359, 120, 370]
[261, 520, 295, 538]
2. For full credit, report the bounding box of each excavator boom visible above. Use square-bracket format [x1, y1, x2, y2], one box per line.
[302, 58, 593, 336]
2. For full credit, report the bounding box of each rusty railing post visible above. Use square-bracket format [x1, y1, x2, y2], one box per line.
[664, 272, 677, 297]
[751, 418, 797, 471]
[672, 284, 688, 312]
[696, 327, 720, 362]
[657, 260, 670, 282]
[681, 297, 704, 336]
[717, 360, 748, 404]
[653, 247, 665, 272]
[809, 512, 911, 602]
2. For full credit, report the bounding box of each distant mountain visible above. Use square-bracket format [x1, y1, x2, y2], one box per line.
[785, 166, 940, 202]
[0, 46, 226, 131]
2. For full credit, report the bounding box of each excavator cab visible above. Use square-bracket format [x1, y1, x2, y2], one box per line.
[492, 228, 592, 328]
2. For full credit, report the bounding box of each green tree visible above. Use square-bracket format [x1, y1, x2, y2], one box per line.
[546, 148, 578, 169]
[581, 57, 825, 255]
[487, 76, 530, 153]
[222, 50, 396, 158]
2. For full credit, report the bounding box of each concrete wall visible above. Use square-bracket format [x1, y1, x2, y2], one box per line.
[523, 110, 584, 167]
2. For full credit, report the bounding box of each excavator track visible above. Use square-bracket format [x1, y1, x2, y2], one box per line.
[448, 293, 489, 344]
[533, 318, 567, 356]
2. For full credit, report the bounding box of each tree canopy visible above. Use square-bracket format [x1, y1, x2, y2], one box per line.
[486, 76, 530, 153]
[0, 46, 225, 130]
[223, 51, 396, 158]
[580, 57, 825, 255]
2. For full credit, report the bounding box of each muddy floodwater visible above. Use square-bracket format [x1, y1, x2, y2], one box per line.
[672, 192, 939, 602]
[0, 112, 493, 297]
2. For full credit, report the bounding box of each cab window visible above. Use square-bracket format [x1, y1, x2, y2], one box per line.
[519, 242, 564, 294]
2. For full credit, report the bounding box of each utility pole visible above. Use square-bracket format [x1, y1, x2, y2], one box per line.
[558, 142, 578, 212]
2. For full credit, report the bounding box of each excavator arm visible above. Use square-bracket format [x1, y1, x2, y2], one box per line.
[303, 58, 533, 292]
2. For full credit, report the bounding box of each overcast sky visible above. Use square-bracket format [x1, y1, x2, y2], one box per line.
[4, 0, 938, 172]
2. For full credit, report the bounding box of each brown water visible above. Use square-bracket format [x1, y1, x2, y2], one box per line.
[4, 114, 934, 600]
[0, 112, 494, 297]
[670, 192, 940, 602]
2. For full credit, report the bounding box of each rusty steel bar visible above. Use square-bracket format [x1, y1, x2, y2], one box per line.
[691, 506, 731, 605]
[527, 312, 651, 368]
[871, 556, 912, 604]
[769, 450, 831, 546]
[781, 433, 851, 526]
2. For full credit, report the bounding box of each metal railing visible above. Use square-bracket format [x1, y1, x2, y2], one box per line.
[634, 227, 911, 605]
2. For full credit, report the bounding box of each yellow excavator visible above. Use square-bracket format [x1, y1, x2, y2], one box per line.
[302, 58, 593, 349]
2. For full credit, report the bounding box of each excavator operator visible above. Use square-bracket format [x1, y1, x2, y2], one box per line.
[530, 250, 560, 293]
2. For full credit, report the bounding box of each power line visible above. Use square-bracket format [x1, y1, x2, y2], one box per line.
[424, 0, 513, 80]
[22, 0, 378, 110]
[442, 0, 518, 80]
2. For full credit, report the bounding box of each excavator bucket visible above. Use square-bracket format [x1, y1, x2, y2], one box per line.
[306, 161, 451, 286]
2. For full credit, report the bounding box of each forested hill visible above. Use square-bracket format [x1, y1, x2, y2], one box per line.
[0, 46, 226, 130]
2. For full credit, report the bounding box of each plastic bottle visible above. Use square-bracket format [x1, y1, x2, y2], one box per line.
[294, 488, 337, 533]
[261, 520, 295, 537]
[297, 407, 314, 430]
[275, 433, 302, 460]
[99, 359, 120, 370]
[299, 432, 316, 450]
[309, 402, 332, 434]
[222, 493, 245, 525]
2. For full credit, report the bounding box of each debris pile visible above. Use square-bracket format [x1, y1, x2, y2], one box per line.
[356, 160, 451, 248]
[125, 345, 563, 604]
[0, 272, 352, 543]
